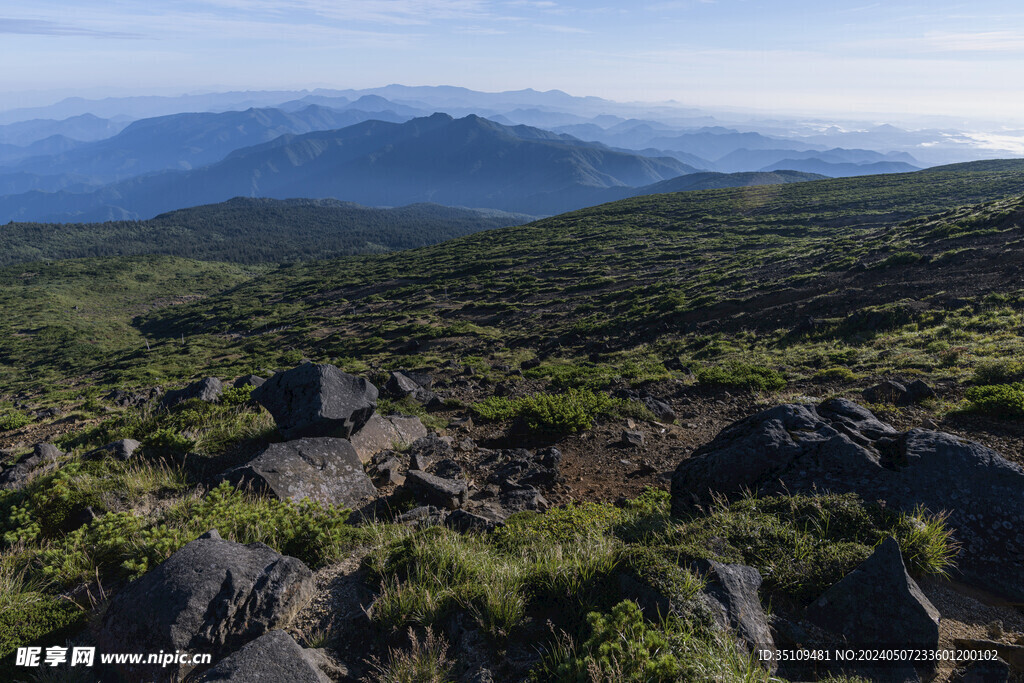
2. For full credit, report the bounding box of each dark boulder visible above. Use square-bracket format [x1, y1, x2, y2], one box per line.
[97, 529, 314, 682]
[407, 433, 455, 472]
[862, 380, 908, 404]
[404, 469, 469, 510]
[220, 437, 376, 507]
[621, 430, 645, 448]
[805, 538, 939, 649]
[253, 364, 377, 440]
[671, 399, 1024, 600]
[904, 379, 935, 403]
[644, 396, 676, 423]
[162, 377, 223, 408]
[195, 630, 331, 682]
[0, 447, 56, 490]
[32, 442, 62, 460]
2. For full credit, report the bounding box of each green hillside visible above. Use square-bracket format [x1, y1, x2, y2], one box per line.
[0, 197, 532, 266]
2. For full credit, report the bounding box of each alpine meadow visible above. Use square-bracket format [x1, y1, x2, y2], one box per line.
[3, 2, 1024, 682]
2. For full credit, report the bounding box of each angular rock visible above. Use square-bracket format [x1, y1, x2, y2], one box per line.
[487, 447, 562, 489]
[92, 438, 141, 460]
[195, 630, 331, 682]
[446, 509, 498, 533]
[220, 437, 376, 507]
[350, 413, 427, 463]
[951, 657, 1011, 683]
[693, 559, 775, 656]
[232, 374, 266, 389]
[622, 430, 645, 448]
[671, 398, 1024, 600]
[162, 376, 224, 408]
[32, 442, 62, 461]
[253, 364, 377, 440]
[863, 380, 908, 405]
[644, 396, 676, 423]
[105, 386, 163, 408]
[97, 529, 314, 682]
[805, 538, 940, 649]
[407, 433, 454, 472]
[0, 448, 53, 490]
[384, 370, 420, 398]
[389, 415, 428, 444]
[904, 379, 935, 404]
[404, 469, 469, 510]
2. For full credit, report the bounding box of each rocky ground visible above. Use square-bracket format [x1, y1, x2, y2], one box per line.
[2, 362, 1024, 682]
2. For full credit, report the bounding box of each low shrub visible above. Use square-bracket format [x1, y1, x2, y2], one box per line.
[813, 366, 858, 383]
[963, 383, 1024, 418]
[695, 362, 786, 392]
[0, 410, 31, 432]
[472, 388, 625, 433]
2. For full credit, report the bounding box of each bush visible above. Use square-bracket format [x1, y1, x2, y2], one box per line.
[971, 360, 1024, 385]
[32, 482, 362, 586]
[219, 385, 253, 407]
[473, 388, 624, 433]
[813, 367, 857, 383]
[696, 362, 785, 392]
[0, 593, 85, 663]
[963, 383, 1024, 418]
[0, 410, 31, 432]
[552, 600, 683, 682]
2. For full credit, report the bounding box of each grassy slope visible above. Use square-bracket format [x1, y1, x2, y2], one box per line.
[5, 160, 1024, 401]
[2, 161, 1021, 681]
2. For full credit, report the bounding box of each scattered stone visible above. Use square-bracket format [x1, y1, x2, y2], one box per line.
[105, 387, 163, 408]
[953, 639, 1024, 672]
[33, 407, 62, 420]
[220, 437, 376, 507]
[408, 434, 454, 472]
[232, 374, 266, 389]
[671, 399, 1024, 600]
[195, 630, 331, 682]
[97, 529, 314, 682]
[621, 429, 645, 448]
[404, 470, 469, 510]
[252, 363, 377, 440]
[398, 505, 447, 526]
[0, 448, 52, 490]
[446, 509, 498, 533]
[162, 376, 224, 408]
[644, 396, 676, 423]
[32, 442, 62, 461]
[349, 413, 427, 463]
[499, 486, 548, 512]
[92, 438, 141, 460]
[805, 538, 939, 650]
[951, 657, 1011, 682]
[486, 447, 562, 489]
[450, 416, 474, 431]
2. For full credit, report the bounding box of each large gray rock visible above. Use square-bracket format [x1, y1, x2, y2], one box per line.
[671, 398, 1024, 600]
[349, 413, 427, 463]
[162, 377, 223, 407]
[253, 364, 377, 439]
[97, 530, 314, 682]
[90, 438, 141, 460]
[232, 374, 265, 389]
[220, 438, 375, 507]
[0, 445, 59, 490]
[195, 630, 330, 683]
[805, 538, 940, 648]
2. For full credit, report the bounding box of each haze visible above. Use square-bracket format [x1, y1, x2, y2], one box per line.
[3, 0, 1024, 123]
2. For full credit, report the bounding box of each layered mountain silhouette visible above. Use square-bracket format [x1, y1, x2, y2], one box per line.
[1, 105, 410, 186]
[0, 113, 702, 221]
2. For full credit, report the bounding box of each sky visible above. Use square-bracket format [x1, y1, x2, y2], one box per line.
[3, 0, 1024, 121]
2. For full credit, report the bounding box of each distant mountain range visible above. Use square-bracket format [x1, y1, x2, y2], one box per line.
[0, 197, 532, 265]
[0, 113, 697, 220]
[0, 105, 411, 187]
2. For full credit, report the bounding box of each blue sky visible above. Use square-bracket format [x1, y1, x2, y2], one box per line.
[3, 1, 1024, 120]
